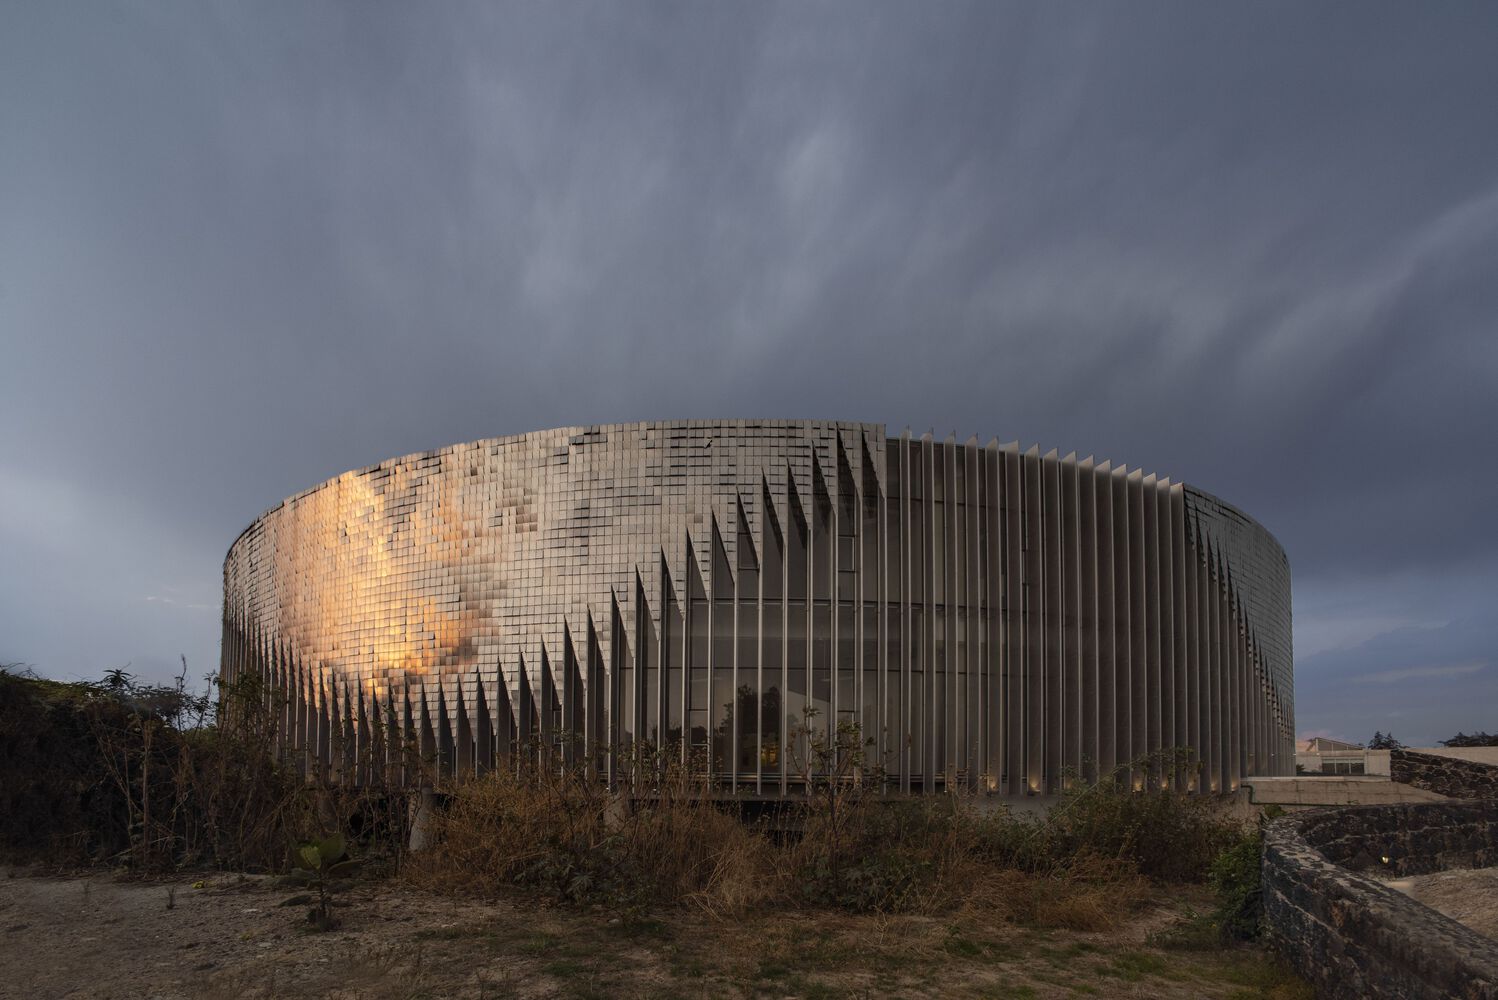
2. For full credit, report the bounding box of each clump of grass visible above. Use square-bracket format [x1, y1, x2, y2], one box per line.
[1098, 949, 1175, 982]
[957, 854, 1151, 932]
[1148, 908, 1221, 951]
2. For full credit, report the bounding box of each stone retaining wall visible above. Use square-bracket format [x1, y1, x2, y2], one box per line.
[1392, 748, 1498, 800]
[1263, 801, 1498, 999]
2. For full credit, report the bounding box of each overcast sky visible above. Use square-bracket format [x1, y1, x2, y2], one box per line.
[3, 3, 1496, 747]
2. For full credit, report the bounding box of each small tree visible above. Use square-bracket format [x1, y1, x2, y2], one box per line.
[1367, 731, 1405, 750]
[793, 705, 873, 888]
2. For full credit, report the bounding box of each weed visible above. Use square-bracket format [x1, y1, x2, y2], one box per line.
[283, 832, 362, 930]
[943, 932, 985, 959]
[984, 985, 1037, 999]
[753, 958, 793, 982]
[1148, 908, 1221, 951]
[1099, 950, 1172, 982]
[412, 925, 472, 941]
[1213, 952, 1316, 996]
[1038, 941, 1098, 965]
[543, 959, 587, 978]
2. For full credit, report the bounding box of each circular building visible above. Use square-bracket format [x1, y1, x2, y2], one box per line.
[222, 420, 1293, 795]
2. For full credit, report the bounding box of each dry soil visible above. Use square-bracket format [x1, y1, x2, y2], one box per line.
[0, 867, 1309, 1000]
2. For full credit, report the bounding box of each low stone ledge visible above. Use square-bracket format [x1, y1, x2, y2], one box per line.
[1392, 749, 1498, 800]
[1263, 802, 1498, 999]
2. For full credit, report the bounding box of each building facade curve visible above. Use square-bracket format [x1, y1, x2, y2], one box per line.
[221, 420, 1294, 795]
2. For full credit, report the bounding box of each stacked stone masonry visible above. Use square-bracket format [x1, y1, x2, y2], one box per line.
[1392, 748, 1498, 801]
[220, 420, 1294, 794]
[1263, 801, 1498, 1000]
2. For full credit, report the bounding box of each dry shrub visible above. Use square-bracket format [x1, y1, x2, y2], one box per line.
[786, 779, 1223, 919]
[782, 715, 990, 914]
[406, 741, 1235, 926]
[7, 659, 1244, 930]
[616, 782, 772, 916]
[785, 748, 1242, 918]
[969, 753, 1246, 884]
[404, 749, 772, 917]
[792, 795, 992, 914]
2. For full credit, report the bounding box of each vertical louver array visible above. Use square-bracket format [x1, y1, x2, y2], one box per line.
[222, 421, 1293, 795]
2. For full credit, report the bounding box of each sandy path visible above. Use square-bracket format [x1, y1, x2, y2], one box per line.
[1384, 866, 1498, 941]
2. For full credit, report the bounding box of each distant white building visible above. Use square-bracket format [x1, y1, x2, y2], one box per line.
[1297, 737, 1370, 774]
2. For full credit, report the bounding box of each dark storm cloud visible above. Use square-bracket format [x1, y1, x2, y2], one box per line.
[3, 2, 1496, 742]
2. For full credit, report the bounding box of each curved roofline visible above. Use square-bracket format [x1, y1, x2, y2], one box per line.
[1180, 481, 1289, 561]
[224, 419, 1286, 568]
[225, 419, 887, 556]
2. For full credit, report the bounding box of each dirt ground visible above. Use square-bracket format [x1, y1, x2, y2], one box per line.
[1384, 866, 1498, 941]
[0, 867, 1308, 1000]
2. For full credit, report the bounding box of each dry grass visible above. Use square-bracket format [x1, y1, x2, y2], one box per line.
[404, 747, 1237, 940]
[0, 868, 1312, 999]
[958, 855, 1153, 931]
[403, 754, 778, 917]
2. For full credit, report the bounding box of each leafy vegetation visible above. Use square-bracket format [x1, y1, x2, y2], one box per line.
[1210, 828, 1264, 941]
[285, 832, 363, 930]
[0, 662, 409, 873]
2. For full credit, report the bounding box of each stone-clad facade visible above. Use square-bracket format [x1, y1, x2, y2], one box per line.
[221, 420, 1293, 794]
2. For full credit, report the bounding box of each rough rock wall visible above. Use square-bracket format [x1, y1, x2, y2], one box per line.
[1392, 748, 1498, 800]
[1262, 802, 1498, 999]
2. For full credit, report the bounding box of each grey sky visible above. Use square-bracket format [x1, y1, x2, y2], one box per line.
[3, 2, 1496, 746]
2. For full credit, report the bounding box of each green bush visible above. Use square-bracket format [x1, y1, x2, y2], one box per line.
[0, 664, 404, 873]
[1209, 828, 1263, 940]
